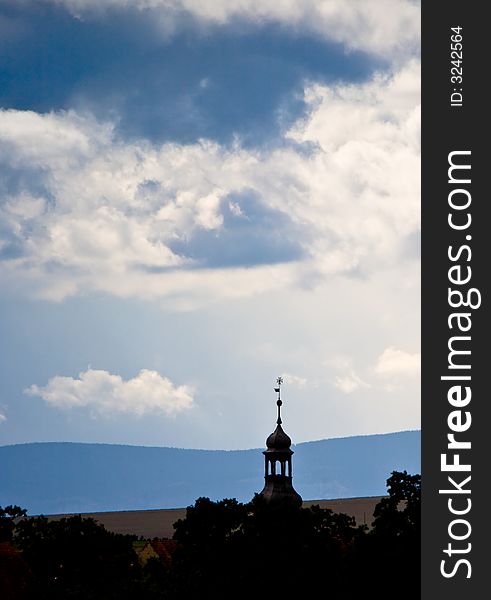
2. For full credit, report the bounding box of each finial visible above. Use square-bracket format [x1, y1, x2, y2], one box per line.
[274, 376, 283, 424]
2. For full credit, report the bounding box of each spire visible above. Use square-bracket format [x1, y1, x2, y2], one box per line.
[274, 376, 283, 425]
[258, 377, 302, 508]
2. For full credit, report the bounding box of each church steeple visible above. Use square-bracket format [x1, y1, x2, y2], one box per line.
[259, 378, 302, 508]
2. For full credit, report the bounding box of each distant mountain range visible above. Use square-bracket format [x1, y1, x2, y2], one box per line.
[0, 431, 420, 515]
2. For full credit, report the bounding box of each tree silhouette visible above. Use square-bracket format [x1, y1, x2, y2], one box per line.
[14, 515, 140, 600]
[0, 505, 27, 543]
[0, 505, 31, 600]
[2, 471, 421, 599]
[170, 492, 363, 598]
[347, 471, 421, 599]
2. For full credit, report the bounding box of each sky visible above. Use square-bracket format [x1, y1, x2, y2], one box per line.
[0, 0, 421, 450]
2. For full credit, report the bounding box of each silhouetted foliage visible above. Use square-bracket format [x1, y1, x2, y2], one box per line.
[1, 471, 421, 599]
[0, 505, 32, 600]
[170, 493, 364, 598]
[347, 470, 421, 599]
[139, 557, 171, 600]
[0, 505, 27, 543]
[13, 515, 141, 600]
[372, 470, 421, 536]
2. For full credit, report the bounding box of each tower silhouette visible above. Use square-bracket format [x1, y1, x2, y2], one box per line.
[259, 377, 302, 507]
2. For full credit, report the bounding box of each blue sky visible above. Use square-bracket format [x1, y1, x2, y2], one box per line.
[0, 0, 421, 449]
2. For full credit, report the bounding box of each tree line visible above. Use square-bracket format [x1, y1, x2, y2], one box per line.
[0, 470, 420, 599]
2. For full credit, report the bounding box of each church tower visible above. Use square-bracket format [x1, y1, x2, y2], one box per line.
[259, 377, 302, 508]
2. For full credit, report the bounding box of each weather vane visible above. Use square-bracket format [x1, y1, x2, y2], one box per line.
[274, 376, 283, 424]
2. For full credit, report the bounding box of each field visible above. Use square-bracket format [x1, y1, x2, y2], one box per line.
[45, 496, 384, 538]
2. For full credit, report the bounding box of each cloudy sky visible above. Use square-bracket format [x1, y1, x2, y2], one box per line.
[0, 0, 420, 450]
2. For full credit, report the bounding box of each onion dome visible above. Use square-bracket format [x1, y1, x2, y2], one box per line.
[266, 424, 292, 450]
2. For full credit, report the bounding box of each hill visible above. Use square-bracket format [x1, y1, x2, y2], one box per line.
[0, 430, 420, 515]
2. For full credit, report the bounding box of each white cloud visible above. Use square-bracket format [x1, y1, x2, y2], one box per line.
[25, 369, 195, 417]
[48, 0, 420, 59]
[0, 411, 6, 423]
[326, 343, 420, 396]
[0, 60, 420, 308]
[281, 372, 307, 388]
[333, 371, 370, 394]
[374, 347, 420, 378]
